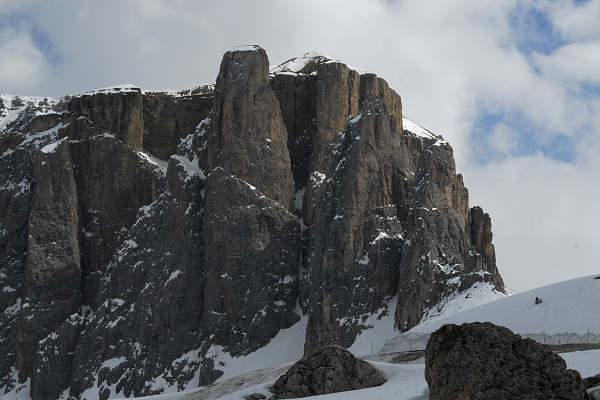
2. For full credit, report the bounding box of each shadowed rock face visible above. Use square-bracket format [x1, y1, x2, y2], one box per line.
[67, 89, 145, 150]
[425, 322, 587, 400]
[0, 46, 505, 399]
[142, 86, 214, 159]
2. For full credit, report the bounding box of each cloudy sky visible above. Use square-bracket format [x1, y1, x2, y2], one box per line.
[1, 0, 598, 291]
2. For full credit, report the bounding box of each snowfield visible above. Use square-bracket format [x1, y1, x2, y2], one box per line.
[111, 349, 599, 400]
[382, 274, 600, 354]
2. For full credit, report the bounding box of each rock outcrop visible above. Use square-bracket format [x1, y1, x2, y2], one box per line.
[271, 345, 386, 398]
[425, 322, 587, 400]
[0, 46, 506, 399]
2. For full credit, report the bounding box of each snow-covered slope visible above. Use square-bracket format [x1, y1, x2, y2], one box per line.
[382, 274, 600, 353]
[106, 349, 600, 400]
[419, 281, 508, 323]
[401, 116, 448, 147]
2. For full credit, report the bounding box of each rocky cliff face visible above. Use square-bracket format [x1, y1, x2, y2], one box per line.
[0, 46, 504, 399]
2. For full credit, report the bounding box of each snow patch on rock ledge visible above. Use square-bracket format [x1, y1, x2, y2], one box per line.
[231, 44, 262, 52]
[83, 84, 141, 96]
[170, 154, 206, 181]
[137, 151, 168, 174]
[40, 137, 67, 153]
[270, 52, 341, 75]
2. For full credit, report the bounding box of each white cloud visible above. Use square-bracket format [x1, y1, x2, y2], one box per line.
[465, 151, 600, 292]
[0, 28, 50, 94]
[545, 0, 600, 41]
[533, 41, 600, 85]
[488, 123, 521, 155]
[1, 0, 599, 290]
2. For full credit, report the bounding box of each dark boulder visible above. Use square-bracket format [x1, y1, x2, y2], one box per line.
[425, 322, 587, 400]
[584, 373, 600, 389]
[271, 345, 386, 398]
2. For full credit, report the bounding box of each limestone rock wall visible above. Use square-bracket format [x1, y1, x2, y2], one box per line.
[0, 46, 505, 399]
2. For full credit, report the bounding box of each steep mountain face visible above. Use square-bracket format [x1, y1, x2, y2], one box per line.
[0, 46, 504, 399]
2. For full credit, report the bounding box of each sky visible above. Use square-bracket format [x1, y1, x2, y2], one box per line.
[0, 0, 598, 291]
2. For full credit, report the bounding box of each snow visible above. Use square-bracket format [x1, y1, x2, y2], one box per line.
[420, 281, 507, 322]
[402, 117, 437, 139]
[137, 151, 168, 173]
[124, 347, 600, 400]
[170, 155, 206, 181]
[18, 122, 68, 149]
[144, 85, 214, 98]
[349, 113, 362, 124]
[231, 44, 261, 52]
[1, 368, 30, 400]
[0, 94, 58, 132]
[270, 52, 338, 75]
[382, 274, 600, 354]
[0, 179, 30, 196]
[120, 316, 308, 398]
[310, 171, 326, 186]
[75, 276, 600, 399]
[205, 314, 308, 383]
[1, 148, 14, 158]
[101, 357, 128, 370]
[83, 84, 141, 96]
[347, 296, 398, 356]
[164, 270, 182, 286]
[402, 117, 448, 146]
[215, 348, 600, 400]
[217, 361, 429, 400]
[369, 231, 402, 244]
[40, 137, 67, 153]
[243, 181, 257, 191]
[412, 274, 600, 335]
[562, 349, 600, 378]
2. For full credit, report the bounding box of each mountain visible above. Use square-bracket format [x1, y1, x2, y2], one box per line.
[381, 274, 600, 354]
[0, 45, 504, 400]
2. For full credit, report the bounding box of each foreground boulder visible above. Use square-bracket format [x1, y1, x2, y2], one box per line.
[270, 345, 386, 398]
[585, 374, 600, 389]
[425, 322, 587, 400]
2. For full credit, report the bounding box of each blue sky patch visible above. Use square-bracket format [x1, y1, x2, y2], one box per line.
[0, 11, 61, 67]
[508, 4, 565, 57]
[469, 1, 590, 165]
[470, 109, 577, 164]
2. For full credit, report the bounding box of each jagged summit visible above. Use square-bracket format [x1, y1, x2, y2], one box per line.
[0, 45, 504, 399]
